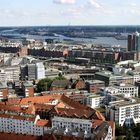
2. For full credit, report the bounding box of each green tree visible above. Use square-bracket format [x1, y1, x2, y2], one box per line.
[132, 124, 140, 137]
[115, 123, 128, 136]
[116, 136, 124, 140]
[54, 74, 66, 81]
[36, 78, 53, 92]
[124, 129, 134, 140]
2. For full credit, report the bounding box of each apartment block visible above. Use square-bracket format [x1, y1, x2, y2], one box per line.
[52, 116, 92, 133]
[106, 98, 140, 126]
[95, 71, 137, 86]
[51, 116, 113, 140]
[0, 114, 47, 136]
[86, 94, 105, 108]
[0, 66, 20, 82]
[21, 62, 45, 81]
[86, 80, 105, 93]
[104, 83, 138, 98]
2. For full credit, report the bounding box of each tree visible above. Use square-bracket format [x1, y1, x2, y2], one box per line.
[58, 72, 63, 77]
[115, 123, 127, 136]
[132, 124, 140, 137]
[54, 73, 66, 81]
[124, 129, 134, 140]
[36, 78, 53, 92]
[116, 136, 124, 140]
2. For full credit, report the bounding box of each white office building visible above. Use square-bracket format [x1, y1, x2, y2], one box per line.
[106, 98, 140, 126]
[86, 94, 105, 108]
[26, 62, 45, 80]
[0, 66, 20, 82]
[36, 62, 45, 80]
[104, 83, 138, 98]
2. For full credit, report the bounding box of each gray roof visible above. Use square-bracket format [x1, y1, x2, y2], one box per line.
[51, 80, 71, 88]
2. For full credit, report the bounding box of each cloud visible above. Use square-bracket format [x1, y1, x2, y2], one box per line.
[131, 3, 137, 7]
[122, 2, 140, 16]
[61, 8, 83, 18]
[53, 0, 76, 4]
[88, 0, 102, 8]
[0, 9, 48, 19]
[0, 9, 26, 18]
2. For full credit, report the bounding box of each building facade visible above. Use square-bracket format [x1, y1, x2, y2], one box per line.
[107, 99, 140, 126]
[0, 115, 47, 136]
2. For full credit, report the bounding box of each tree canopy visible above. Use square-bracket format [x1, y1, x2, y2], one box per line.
[115, 123, 140, 140]
[36, 75, 66, 92]
[36, 78, 53, 92]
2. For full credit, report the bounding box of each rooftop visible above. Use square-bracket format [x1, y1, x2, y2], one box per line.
[86, 80, 105, 84]
[36, 119, 50, 127]
[110, 97, 140, 107]
[54, 107, 95, 119]
[52, 116, 92, 124]
[88, 94, 104, 99]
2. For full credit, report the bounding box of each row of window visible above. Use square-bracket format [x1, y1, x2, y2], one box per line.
[53, 121, 91, 127]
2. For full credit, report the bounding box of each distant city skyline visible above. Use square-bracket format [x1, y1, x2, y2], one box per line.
[0, 0, 140, 26]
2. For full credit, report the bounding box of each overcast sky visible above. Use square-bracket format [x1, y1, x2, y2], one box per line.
[0, 0, 140, 26]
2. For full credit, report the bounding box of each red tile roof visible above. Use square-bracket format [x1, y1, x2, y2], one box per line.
[94, 111, 105, 121]
[56, 102, 66, 108]
[20, 94, 93, 111]
[33, 103, 55, 111]
[0, 132, 41, 140]
[54, 107, 95, 119]
[36, 119, 50, 127]
[43, 134, 84, 140]
[20, 95, 61, 105]
[0, 104, 35, 115]
[92, 119, 104, 129]
[6, 98, 21, 105]
[0, 113, 35, 122]
[0, 104, 22, 112]
[18, 94, 106, 123]
[59, 94, 93, 110]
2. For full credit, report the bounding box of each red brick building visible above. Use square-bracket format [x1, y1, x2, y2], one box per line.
[72, 79, 86, 90]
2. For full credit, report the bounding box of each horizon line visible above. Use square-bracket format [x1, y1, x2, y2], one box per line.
[1, 25, 140, 28]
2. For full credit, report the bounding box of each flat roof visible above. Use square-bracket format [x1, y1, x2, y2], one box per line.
[88, 94, 104, 99]
[86, 80, 104, 84]
[52, 116, 92, 124]
[110, 97, 140, 107]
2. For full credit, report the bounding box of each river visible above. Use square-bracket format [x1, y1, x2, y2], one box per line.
[0, 33, 127, 48]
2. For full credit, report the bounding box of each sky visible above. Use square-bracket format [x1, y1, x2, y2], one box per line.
[0, 0, 140, 26]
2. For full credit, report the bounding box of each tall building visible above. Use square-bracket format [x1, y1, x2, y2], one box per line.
[135, 32, 140, 51]
[36, 62, 45, 80]
[20, 65, 28, 80]
[27, 63, 36, 80]
[127, 31, 140, 60]
[127, 32, 140, 51]
[128, 34, 133, 51]
[133, 34, 136, 50]
[21, 62, 45, 81]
